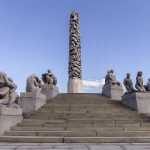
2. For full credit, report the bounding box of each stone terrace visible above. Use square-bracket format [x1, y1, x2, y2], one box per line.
[1, 94, 150, 143]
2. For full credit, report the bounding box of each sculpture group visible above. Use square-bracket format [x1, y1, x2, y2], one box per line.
[0, 69, 58, 108]
[104, 70, 150, 93]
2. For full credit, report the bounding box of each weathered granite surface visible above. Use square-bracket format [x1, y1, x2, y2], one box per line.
[68, 79, 83, 93]
[0, 106, 23, 135]
[122, 93, 138, 110]
[122, 92, 150, 114]
[41, 84, 59, 101]
[102, 84, 124, 101]
[18, 92, 46, 114]
[0, 71, 19, 108]
[0, 143, 150, 150]
[68, 11, 83, 93]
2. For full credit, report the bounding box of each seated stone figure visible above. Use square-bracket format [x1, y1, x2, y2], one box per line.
[42, 70, 57, 86]
[135, 71, 146, 92]
[105, 70, 121, 86]
[145, 78, 150, 91]
[26, 74, 42, 93]
[0, 71, 18, 107]
[105, 71, 110, 85]
[124, 73, 135, 93]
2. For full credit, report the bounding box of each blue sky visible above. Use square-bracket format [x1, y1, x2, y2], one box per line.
[0, 0, 150, 93]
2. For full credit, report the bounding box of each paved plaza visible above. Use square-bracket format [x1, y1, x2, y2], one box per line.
[0, 143, 150, 150]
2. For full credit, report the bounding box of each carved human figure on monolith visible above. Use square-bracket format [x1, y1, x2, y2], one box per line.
[68, 11, 82, 80]
[26, 74, 42, 93]
[135, 71, 146, 92]
[106, 70, 121, 86]
[0, 71, 17, 107]
[124, 73, 135, 93]
[42, 70, 57, 86]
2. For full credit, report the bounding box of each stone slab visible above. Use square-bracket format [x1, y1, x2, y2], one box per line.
[68, 79, 83, 93]
[102, 84, 124, 101]
[18, 92, 46, 114]
[1, 143, 150, 150]
[122, 92, 150, 114]
[41, 84, 59, 101]
[122, 93, 138, 110]
[0, 106, 22, 115]
[0, 115, 23, 135]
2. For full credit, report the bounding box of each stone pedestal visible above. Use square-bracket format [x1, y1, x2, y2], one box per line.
[102, 84, 124, 101]
[18, 92, 46, 115]
[41, 84, 59, 101]
[68, 79, 83, 93]
[122, 93, 138, 110]
[0, 106, 23, 135]
[122, 92, 150, 114]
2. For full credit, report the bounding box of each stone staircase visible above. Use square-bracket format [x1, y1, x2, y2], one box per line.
[1, 93, 150, 143]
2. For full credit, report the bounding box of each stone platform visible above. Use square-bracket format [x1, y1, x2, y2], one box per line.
[102, 84, 124, 101]
[18, 92, 46, 115]
[41, 84, 59, 101]
[122, 92, 150, 114]
[68, 79, 83, 93]
[0, 143, 150, 150]
[0, 106, 23, 135]
[2, 94, 150, 143]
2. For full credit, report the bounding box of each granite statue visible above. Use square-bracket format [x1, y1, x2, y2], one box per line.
[0, 71, 18, 107]
[135, 71, 146, 92]
[42, 70, 57, 86]
[68, 11, 82, 79]
[105, 70, 121, 86]
[144, 78, 150, 91]
[105, 71, 110, 85]
[26, 74, 42, 93]
[123, 73, 135, 93]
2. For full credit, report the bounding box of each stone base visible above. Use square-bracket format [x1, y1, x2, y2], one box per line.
[122, 92, 150, 114]
[41, 84, 59, 101]
[122, 93, 138, 110]
[68, 79, 83, 93]
[102, 84, 124, 101]
[18, 92, 46, 115]
[0, 106, 23, 135]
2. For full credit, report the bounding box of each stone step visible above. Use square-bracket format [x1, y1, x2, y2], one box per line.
[5, 131, 97, 137]
[1, 136, 150, 143]
[36, 109, 136, 114]
[22, 119, 66, 124]
[43, 105, 125, 109]
[63, 137, 150, 143]
[97, 131, 150, 137]
[12, 127, 66, 131]
[6, 130, 150, 137]
[0, 136, 63, 143]
[17, 122, 143, 128]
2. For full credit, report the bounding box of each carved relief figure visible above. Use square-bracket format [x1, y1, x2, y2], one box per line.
[69, 11, 82, 79]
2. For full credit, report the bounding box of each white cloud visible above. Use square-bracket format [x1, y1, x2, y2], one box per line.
[83, 79, 125, 92]
[83, 79, 105, 89]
